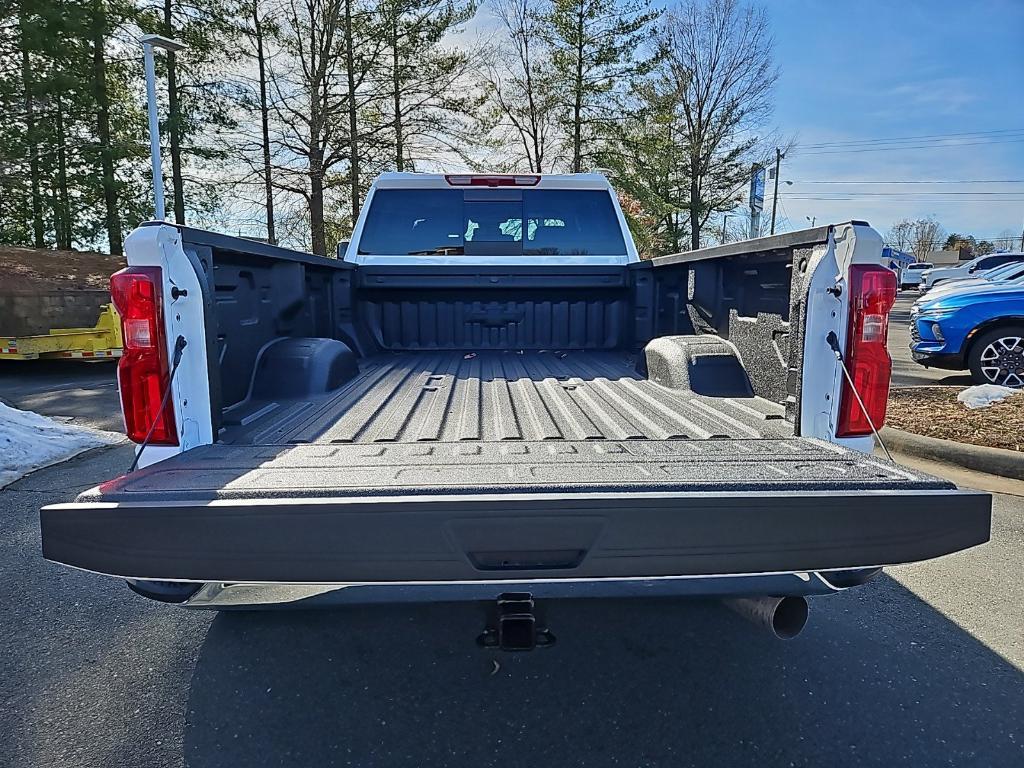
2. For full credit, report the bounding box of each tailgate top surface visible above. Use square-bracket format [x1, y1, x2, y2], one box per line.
[84, 437, 953, 503]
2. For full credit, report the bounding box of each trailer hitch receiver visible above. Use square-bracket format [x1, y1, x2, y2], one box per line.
[478, 592, 555, 651]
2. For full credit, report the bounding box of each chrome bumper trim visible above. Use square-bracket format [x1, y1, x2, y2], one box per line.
[181, 571, 853, 609]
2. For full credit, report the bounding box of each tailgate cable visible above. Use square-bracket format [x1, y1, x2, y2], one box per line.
[128, 335, 188, 473]
[825, 331, 894, 462]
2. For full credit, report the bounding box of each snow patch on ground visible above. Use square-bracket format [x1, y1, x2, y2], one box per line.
[0, 402, 123, 488]
[957, 384, 1020, 410]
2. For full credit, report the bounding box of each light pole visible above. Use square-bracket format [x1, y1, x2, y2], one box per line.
[721, 213, 732, 244]
[140, 34, 185, 221]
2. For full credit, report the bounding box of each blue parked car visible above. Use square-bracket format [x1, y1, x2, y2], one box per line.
[911, 274, 1024, 387]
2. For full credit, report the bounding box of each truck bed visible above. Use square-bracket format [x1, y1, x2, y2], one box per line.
[40, 224, 992, 585]
[83, 350, 949, 503]
[220, 350, 793, 445]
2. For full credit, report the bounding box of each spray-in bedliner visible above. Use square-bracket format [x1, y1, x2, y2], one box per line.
[219, 350, 793, 446]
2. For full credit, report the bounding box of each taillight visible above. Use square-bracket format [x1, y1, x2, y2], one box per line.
[444, 174, 540, 187]
[110, 267, 178, 445]
[836, 265, 897, 437]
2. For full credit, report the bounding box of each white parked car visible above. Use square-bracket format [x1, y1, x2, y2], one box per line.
[918, 259, 1024, 302]
[920, 252, 1024, 292]
[899, 261, 932, 290]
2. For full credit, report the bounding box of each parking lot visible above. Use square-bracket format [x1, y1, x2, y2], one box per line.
[1, 306, 1022, 767]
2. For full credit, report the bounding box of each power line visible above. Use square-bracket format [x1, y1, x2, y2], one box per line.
[789, 179, 1024, 184]
[796, 137, 1024, 156]
[798, 127, 1024, 149]
[782, 192, 1024, 197]
[785, 196, 1024, 202]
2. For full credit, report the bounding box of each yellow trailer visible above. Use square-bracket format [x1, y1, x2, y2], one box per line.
[0, 303, 122, 361]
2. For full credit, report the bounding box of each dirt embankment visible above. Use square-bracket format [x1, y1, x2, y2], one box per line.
[0, 246, 126, 293]
[0, 246, 127, 336]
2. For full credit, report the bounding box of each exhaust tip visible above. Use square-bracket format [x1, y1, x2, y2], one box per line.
[724, 595, 809, 640]
[771, 596, 809, 640]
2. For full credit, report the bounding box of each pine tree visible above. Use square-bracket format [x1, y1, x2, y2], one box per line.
[138, 0, 240, 225]
[375, 0, 478, 172]
[544, 0, 659, 172]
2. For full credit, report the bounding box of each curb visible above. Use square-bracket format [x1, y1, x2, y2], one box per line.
[880, 426, 1024, 481]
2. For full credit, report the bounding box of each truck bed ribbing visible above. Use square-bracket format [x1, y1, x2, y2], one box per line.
[220, 350, 793, 446]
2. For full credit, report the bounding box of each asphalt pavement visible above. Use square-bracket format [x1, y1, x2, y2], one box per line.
[0, 359, 122, 432]
[0, 442, 1022, 767]
[1, 303, 1021, 767]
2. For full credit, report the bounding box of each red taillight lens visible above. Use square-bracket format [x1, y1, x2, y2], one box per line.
[837, 265, 897, 437]
[110, 267, 178, 445]
[444, 174, 540, 187]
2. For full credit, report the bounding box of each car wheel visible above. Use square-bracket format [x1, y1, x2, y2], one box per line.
[968, 325, 1024, 388]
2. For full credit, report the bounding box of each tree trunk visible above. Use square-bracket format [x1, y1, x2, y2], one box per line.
[253, 4, 275, 243]
[344, 0, 360, 217]
[49, 185, 61, 248]
[90, 0, 123, 254]
[391, 10, 403, 172]
[309, 150, 326, 256]
[689, 162, 700, 251]
[572, 6, 584, 173]
[164, 0, 186, 224]
[54, 94, 72, 249]
[522, 35, 542, 172]
[19, 11, 44, 247]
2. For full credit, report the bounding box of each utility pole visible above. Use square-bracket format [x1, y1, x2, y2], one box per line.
[770, 147, 783, 235]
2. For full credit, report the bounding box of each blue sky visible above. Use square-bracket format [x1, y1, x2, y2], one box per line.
[766, 0, 1024, 243]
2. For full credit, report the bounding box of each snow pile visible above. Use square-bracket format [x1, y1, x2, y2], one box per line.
[0, 401, 123, 487]
[956, 384, 1020, 410]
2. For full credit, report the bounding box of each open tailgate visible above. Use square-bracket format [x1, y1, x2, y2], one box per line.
[40, 439, 991, 583]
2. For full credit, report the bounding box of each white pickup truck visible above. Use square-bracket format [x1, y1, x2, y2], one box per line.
[40, 173, 990, 644]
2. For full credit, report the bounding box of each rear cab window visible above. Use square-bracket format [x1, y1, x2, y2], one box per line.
[357, 188, 627, 256]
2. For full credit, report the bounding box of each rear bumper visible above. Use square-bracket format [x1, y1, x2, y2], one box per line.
[40, 489, 991, 585]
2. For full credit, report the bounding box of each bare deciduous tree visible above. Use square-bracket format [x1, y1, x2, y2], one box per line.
[910, 216, 945, 261]
[660, 0, 778, 249]
[232, 0, 279, 243]
[270, 0, 347, 255]
[994, 228, 1021, 253]
[483, 0, 560, 173]
[886, 218, 914, 255]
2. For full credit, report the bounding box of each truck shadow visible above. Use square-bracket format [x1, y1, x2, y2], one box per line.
[182, 575, 1023, 767]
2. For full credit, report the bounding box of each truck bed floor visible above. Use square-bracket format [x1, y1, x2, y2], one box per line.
[84, 350, 952, 503]
[222, 350, 793, 446]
